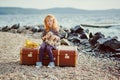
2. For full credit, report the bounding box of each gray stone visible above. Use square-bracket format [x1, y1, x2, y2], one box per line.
[38, 24, 44, 32]
[60, 39, 71, 46]
[17, 27, 26, 33]
[31, 26, 39, 33]
[2, 26, 9, 32]
[11, 24, 20, 29]
[71, 25, 84, 34]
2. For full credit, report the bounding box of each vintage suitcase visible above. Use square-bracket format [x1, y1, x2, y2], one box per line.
[59, 46, 78, 67]
[39, 50, 59, 66]
[20, 47, 39, 65]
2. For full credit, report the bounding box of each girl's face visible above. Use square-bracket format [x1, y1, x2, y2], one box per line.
[46, 17, 53, 28]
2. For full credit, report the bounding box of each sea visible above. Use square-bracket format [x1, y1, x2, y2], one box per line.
[0, 13, 120, 40]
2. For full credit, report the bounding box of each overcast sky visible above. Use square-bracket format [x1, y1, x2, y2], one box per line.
[0, 0, 120, 10]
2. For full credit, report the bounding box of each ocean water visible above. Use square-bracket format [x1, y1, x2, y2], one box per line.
[0, 13, 120, 40]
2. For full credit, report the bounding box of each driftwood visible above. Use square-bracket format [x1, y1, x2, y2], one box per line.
[81, 24, 111, 28]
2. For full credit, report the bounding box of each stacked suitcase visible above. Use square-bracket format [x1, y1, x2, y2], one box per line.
[20, 46, 78, 67]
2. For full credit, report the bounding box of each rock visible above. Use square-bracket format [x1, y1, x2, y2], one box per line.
[70, 25, 88, 39]
[89, 32, 105, 47]
[60, 39, 71, 46]
[98, 38, 120, 52]
[23, 30, 33, 34]
[97, 36, 118, 44]
[60, 32, 68, 39]
[63, 28, 71, 33]
[24, 25, 32, 30]
[9, 29, 17, 33]
[31, 26, 39, 33]
[60, 29, 68, 39]
[71, 25, 84, 34]
[17, 27, 26, 33]
[68, 36, 81, 46]
[38, 24, 44, 32]
[2, 26, 9, 32]
[68, 33, 80, 39]
[80, 39, 89, 45]
[59, 25, 63, 28]
[89, 32, 120, 53]
[71, 38, 81, 43]
[11, 24, 20, 29]
[80, 33, 88, 39]
[89, 32, 93, 39]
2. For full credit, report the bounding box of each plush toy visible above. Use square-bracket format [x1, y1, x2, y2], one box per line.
[42, 31, 60, 46]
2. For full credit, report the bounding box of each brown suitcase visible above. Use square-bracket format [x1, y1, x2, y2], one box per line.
[39, 50, 59, 66]
[20, 47, 39, 65]
[59, 46, 78, 67]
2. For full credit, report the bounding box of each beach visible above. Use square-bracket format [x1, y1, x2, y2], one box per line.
[0, 32, 119, 80]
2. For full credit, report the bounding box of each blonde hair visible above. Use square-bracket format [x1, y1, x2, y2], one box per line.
[44, 14, 60, 32]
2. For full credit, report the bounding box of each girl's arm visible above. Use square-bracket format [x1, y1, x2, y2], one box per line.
[41, 30, 47, 41]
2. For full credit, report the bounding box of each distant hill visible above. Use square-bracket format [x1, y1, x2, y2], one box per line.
[0, 7, 120, 14]
[0, 7, 41, 14]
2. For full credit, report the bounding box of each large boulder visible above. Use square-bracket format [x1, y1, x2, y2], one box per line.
[98, 38, 120, 52]
[89, 32, 105, 47]
[80, 33, 88, 39]
[71, 25, 84, 34]
[2, 26, 9, 32]
[70, 25, 88, 39]
[11, 24, 20, 29]
[68, 36, 81, 46]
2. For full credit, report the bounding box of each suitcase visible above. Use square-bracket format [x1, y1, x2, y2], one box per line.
[39, 49, 59, 66]
[20, 47, 39, 65]
[58, 46, 78, 67]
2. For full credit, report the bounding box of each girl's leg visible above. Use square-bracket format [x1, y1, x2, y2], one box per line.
[46, 45, 54, 62]
[39, 42, 46, 62]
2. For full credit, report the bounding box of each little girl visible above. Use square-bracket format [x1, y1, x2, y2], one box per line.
[36, 14, 60, 68]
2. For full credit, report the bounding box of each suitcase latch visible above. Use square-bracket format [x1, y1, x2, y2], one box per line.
[65, 53, 70, 59]
[28, 52, 32, 57]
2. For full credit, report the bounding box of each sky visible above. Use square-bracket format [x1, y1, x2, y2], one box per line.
[0, 0, 120, 10]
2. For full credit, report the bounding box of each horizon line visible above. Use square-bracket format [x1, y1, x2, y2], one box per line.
[0, 6, 120, 11]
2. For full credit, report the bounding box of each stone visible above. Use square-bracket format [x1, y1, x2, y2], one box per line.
[11, 24, 20, 29]
[71, 25, 84, 34]
[98, 38, 120, 52]
[80, 33, 88, 39]
[17, 27, 26, 33]
[89, 32, 105, 47]
[60, 39, 71, 46]
[38, 24, 44, 32]
[2, 26, 9, 32]
[31, 26, 39, 33]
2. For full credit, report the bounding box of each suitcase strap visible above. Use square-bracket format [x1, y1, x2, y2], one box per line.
[57, 45, 60, 66]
